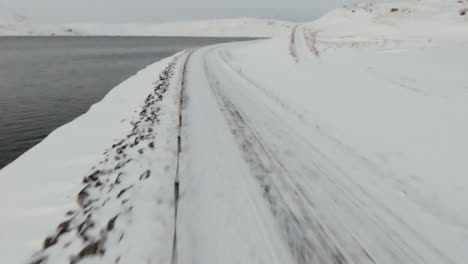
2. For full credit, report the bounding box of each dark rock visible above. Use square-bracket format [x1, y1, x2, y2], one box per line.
[77, 240, 105, 259]
[107, 215, 119, 231]
[139, 170, 151, 180]
[77, 186, 90, 208]
[117, 185, 133, 198]
[43, 236, 57, 249]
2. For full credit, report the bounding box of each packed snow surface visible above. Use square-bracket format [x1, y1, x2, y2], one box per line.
[1, 0, 468, 263]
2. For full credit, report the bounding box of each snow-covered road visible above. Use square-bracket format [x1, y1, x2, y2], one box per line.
[174, 34, 468, 263]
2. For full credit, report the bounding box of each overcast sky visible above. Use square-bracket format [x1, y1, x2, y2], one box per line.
[0, 0, 395, 23]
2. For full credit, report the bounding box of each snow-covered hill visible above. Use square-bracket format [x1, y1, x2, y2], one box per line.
[1, 0, 468, 264]
[0, 16, 293, 37]
[308, 0, 468, 42]
[68, 19, 294, 37]
[0, 15, 80, 36]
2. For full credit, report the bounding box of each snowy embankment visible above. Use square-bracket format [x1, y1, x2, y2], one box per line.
[0, 53, 188, 263]
[1, 0, 468, 263]
[0, 16, 292, 37]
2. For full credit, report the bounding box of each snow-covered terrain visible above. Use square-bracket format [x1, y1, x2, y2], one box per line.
[68, 19, 294, 37]
[0, 15, 80, 36]
[1, 0, 468, 263]
[0, 16, 292, 37]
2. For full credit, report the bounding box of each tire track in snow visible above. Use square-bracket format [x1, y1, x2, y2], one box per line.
[218, 49, 306, 121]
[303, 29, 320, 57]
[289, 25, 300, 63]
[202, 49, 357, 264]
[217, 47, 466, 252]
[289, 26, 320, 62]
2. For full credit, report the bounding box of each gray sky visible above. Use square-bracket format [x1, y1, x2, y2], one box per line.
[0, 0, 395, 23]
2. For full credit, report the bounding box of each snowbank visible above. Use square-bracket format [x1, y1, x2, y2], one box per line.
[0, 53, 185, 263]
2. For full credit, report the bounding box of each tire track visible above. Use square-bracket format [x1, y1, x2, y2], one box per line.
[289, 25, 300, 63]
[202, 49, 357, 264]
[303, 29, 320, 57]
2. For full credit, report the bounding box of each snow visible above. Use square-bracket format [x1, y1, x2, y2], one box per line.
[213, 36, 468, 264]
[308, 0, 468, 43]
[67, 19, 294, 37]
[1, 0, 468, 263]
[0, 16, 293, 37]
[0, 15, 79, 36]
[0, 55, 183, 263]
[177, 46, 295, 264]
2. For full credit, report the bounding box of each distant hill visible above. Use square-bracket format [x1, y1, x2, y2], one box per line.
[0, 14, 80, 36]
[68, 18, 294, 37]
[0, 15, 294, 37]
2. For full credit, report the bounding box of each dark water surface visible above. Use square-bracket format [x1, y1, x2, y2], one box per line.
[0, 36, 249, 169]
